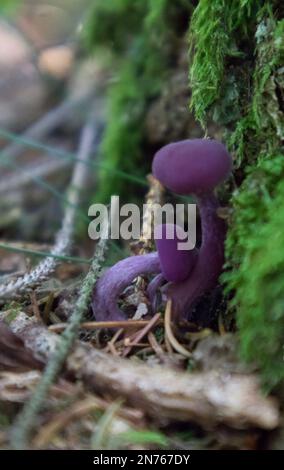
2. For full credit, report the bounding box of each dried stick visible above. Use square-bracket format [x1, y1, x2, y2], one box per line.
[49, 319, 159, 333]
[9, 313, 279, 433]
[122, 313, 161, 357]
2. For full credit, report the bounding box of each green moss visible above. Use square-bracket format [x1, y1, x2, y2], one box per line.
[228, 10, 284, 165]
[224, 156, 284, 388]
[189, 0, 264, 128]
[224, 9, 284, 388]
[225, 156, 284, 278]
[231, 24, 283, 389]
[84, 0, 145, 54]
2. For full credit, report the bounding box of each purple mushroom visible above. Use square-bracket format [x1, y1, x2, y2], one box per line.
[92, 223, 197, 321]
[152, 139, 232, 320]
[92, 252, 160, 321]
[154, 223, 197, 283]
[147, 223, 198, 310]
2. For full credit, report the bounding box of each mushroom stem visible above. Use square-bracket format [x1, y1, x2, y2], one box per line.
[154, 223, 198, 283]
[147, 273, 166, 310]
[168, 192, 226, 319]
[197, 192, 226, 267]
[92, 253, 161, 321]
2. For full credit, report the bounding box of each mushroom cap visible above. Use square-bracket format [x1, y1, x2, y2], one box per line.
[154, 223, 198, 282]
[152, 139, 232, 195]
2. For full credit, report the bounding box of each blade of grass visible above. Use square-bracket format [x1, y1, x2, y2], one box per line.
[91, 400, 123, 450]
[0, 242, 91, 265]
[0, 128, 148, 187]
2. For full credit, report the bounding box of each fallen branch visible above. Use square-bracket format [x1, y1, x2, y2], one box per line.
[9, 313, 280, 433]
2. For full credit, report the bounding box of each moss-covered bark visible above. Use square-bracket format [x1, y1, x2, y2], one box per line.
[189, 0, 284, 388]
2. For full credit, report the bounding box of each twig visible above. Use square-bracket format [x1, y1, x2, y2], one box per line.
[147, 332, 166, 360]
[49, 320, 156, 333]
[29, 291, 42, 323]
[105, 328, 124, 356]
[107, 342, 120, 357]
[122, 313, 161, 357]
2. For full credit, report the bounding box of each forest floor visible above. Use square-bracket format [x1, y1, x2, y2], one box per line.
[0, 1, 283, 450]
